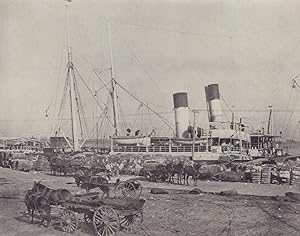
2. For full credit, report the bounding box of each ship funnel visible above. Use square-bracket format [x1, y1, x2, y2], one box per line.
[173, 92, 190, 138]
[205, 84, 223, 123]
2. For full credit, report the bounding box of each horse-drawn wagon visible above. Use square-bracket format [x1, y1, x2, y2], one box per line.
[77, 175, 143, 199]
[60, 193, 145, 235]
[24, 181, 145, 235]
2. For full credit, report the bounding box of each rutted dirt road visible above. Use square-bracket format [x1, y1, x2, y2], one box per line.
[0, 168, 299, 236]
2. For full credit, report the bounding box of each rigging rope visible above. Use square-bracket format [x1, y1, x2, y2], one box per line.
[130, 103, 143, 132]
[284, 88, 299, 137]
[115, 80, 174, 130]
[73, 69, 89, 139]
[95, 79, 113, 94]
[99, 108, 109, 139]
[116, 97, 124, 135]
[281, 85, 294, 133]
[147, 107, 154, 131]
[56, 67, 70, 134]
[93, 69, 112, 93]
[72, 70, 85, 138]
[97, 95, 111, 139]
[80, 105, 109, 149]
[220, 94, 240, 122]
[73, 65, 115, 127]
[71, 47, 111, 89]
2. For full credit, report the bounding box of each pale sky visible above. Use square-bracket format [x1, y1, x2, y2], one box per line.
[1, 0, 300, 139]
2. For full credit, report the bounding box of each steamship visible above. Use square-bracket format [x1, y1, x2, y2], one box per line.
[111, 84, 252, 161]
[49, 6, 282, 161]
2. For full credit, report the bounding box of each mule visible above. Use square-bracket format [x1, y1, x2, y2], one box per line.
[79, 175, 109, 192]
[31, 182, 72, 205]
[74, 172, 111, 188]
[183, 162, 202, 186]
[24, 190, 51, 227]
[165, 161, 175, 184]
[169, 160, 185, 185]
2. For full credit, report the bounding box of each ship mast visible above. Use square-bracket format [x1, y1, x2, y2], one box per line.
[267, 106, 272, 135]
[66, 4, 79, 151]
[107, 19, 119, 136]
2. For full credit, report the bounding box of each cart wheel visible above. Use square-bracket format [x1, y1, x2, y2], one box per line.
[84, 212, 93, 224]
[93, 206, 120, 236]
[123, 181, 138, 198]
[75, 170, 84, 176]
[60, 210, 78, 234]
[127, 180, 142, 198]
[120, 212, 143, 233]
[114, 184, 122, 199]
[115, 182, 137, 199]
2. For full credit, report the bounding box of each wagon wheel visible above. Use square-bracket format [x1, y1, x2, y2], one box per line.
[120, 212, 143, 233]
[93, 206, 120, 236]
[60, 209, 78, 234]
[135, 180, 142, 198]
[126, 180, 142, 198]
[75, 169, 84, 177]
[84, 211, 93, 224]
[122, 181, 138, 198]
[115, 182, 136, 199]
[114, 184, 122, 199]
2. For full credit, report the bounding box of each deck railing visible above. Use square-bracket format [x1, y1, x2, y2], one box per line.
[113, 145, 207, 153]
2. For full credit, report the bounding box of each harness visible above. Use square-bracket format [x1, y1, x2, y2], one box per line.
[38, 186, 59, 205]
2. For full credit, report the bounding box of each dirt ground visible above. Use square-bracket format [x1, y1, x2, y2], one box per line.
[0, 168, 299, 236]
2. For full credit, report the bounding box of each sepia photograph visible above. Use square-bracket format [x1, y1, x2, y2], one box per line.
[0, 0, 299, 235]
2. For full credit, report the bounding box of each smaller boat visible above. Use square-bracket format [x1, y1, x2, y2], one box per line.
[171, 138, 205, 145]
[113, 136, 151, 146]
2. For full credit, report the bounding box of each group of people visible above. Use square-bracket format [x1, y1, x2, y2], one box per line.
[0, 153, 19, 170]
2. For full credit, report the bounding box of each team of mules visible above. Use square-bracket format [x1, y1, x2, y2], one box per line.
[49, 157, 69, 176]
[154, 160, 203, 186]
[49, 155, 115, 177]
[24, 190, 51, 226]
[24, 181, 72, 227]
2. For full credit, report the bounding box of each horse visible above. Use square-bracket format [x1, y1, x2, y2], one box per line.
[165, 161, 174, 183]
[74, 174, 87, 187]
[49, 163, 61, 176]
[31, 181, 72, 205]
[49, 157, 69, 176]
[73, 173, 112, 198]
[145, 164, 169, 182]
[79, 175, 109, 193]
[183, 162, 202, 186]
[74, 171, 111, 188]
[24, 190, 51, 227]
[167, 160, 185, 185]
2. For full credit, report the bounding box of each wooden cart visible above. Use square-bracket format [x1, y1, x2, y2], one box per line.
[81, 177, 143, 199]
[60, 194, 145, 236]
